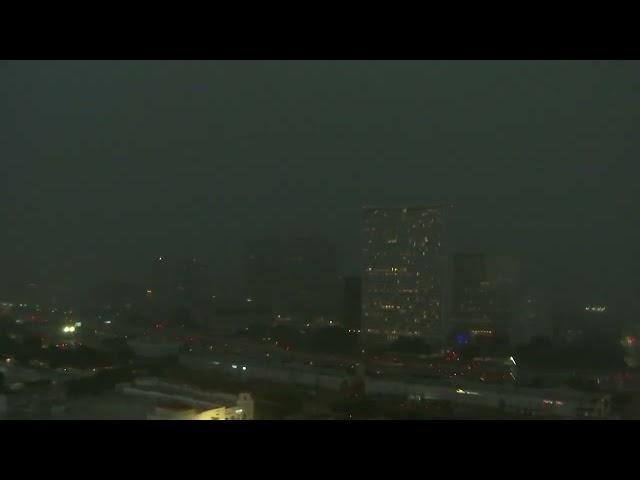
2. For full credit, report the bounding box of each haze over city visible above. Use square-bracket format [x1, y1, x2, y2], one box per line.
[3, 61, 639, 306]
[1, 60, 639, 421]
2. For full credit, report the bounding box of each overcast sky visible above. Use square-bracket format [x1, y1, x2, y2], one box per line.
[2, 60, 639, 304]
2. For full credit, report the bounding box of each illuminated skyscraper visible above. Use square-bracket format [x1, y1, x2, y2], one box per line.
[362, 205, 448, 344]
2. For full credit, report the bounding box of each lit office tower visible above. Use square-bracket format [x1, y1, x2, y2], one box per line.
[362, 205, 448, 344]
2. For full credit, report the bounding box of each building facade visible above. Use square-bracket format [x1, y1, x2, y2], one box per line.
[342, 275, 362, 333]
[362, 205, 448, 344]
[450, 254, 520, 345]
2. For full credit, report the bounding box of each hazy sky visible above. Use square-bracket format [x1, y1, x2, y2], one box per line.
[2, 61, 639, 304]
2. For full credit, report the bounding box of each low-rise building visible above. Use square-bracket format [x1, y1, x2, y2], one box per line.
[368, 377, 612, 418]
[117, 377, 254, 420]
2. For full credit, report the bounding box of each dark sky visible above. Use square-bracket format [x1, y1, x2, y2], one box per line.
[2, 61, 639, 304]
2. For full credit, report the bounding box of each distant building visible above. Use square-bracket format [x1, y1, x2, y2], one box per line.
[342, 276, 362, 333]
[450, 254, 520, 345]
[244, 236, 340, 315]
[151, 256, 172, 308]
[553, 299, 619, 344]
[362, 205, 449, 344]
[452, 254, 519, 317]
[452, 254, 489, 318]
[510, 289, 552, 345]
[174, 258, 211, 309]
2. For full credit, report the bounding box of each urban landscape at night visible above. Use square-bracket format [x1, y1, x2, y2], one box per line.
[1, 60, 639, 420]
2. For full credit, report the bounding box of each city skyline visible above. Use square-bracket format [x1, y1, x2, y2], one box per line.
[2, 59, 639, 422]
[0, 198, 633, 311]
[2, 61, 639, 308]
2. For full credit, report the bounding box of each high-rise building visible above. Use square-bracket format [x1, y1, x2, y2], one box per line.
[244, 236, 340, 316]
[452, 253, 488, 318]
[450, 253, 520, 345]
[362, 205, 448, 344]
[452, 254, 519, 316]
[342, 276, 362, 333]
[511, 288, 551, 345]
